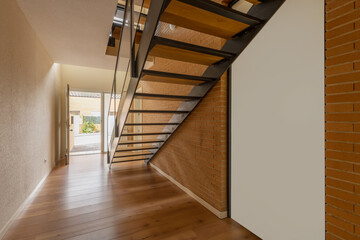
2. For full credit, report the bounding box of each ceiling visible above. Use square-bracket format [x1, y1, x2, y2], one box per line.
[17, 0, 118, 70]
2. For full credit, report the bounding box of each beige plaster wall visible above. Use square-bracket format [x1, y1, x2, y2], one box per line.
[0, 0, 60, 235]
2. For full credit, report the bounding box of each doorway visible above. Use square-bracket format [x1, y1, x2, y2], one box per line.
[69, 91, 102, 155]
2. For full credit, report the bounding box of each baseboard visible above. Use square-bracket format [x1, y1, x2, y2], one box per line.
[0, 172, 50, 239]
[150, 163, 228, 219]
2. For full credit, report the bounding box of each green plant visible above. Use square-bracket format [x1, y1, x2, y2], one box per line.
[82, 120, 95, 133]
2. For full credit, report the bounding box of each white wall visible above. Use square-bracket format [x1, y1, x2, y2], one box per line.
[231, 0, 324, 239]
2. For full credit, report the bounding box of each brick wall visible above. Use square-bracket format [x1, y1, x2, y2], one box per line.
[325, 0, 360, 239]
[138, 22, 228, 213]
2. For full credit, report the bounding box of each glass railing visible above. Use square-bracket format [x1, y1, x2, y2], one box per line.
[107, 0, 145, 164]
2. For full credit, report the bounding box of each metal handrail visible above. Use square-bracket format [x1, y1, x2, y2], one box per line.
[106, 0, 146, 166]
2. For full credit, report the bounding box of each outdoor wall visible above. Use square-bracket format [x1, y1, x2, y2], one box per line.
[325, 0, 360, 239]
[59, 64, 115, 157]
[0, 0, 60, 237]
[231, 0, 324, 240]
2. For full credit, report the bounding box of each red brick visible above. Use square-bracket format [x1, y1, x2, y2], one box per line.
[326, 122, 354, 131]
[355, 62, 360, 70]
[327, 2, 355, 21]
[326, 213, 355, 233]
[327, 0, 356, 12]
[325, 72, 360, 84]
[326, 232, 342, 240]
[326, 204, 360, 224]
[326, 149, 360, 162]
[326, 43, 355, 58]
[326, 159, 354, 171]
[326, 83, 354, 94]
[326, 63, 354, 76]
[326, 103, 354, 113]
[326, 177, 355, 191]
[326, 10, 360, 31]
[326, 168, 360, 183]
[326, 223, 358, 240]
[326, 141, 354, 152]
[326, 93, 360, 103]
[355, 144, 360, 152]
[326, 51, 360, 66]
[326, 113, 360, 122]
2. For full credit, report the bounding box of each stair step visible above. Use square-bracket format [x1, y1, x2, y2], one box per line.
[149, 36, 235, 65]
[229, 0, 261, 7]
[116, 147, 159, 152]
[129, 109, 189, 114]
[141, 70, 216, 85]
[125, 122, 180, 126]
[114, 153, 153, 158]
[160, 0, 262, 39]
[112, 26, 143, 41]
[112, 158, 149, 164]
[112, 158, 149, 163]
[122, 132, 172, 136]
[134, 93, 201, 101]
[119, 140, 165, 145]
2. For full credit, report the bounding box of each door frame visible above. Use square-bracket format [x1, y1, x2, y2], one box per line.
[66, 88, 110, 157]
[65, 84, 70, 165]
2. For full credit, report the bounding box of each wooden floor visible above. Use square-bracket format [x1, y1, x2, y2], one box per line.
[3, 154, 260, 240]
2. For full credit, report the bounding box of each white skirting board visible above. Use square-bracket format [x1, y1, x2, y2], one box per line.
[150, 163, 228, 219]
[0, 172, 50, 239]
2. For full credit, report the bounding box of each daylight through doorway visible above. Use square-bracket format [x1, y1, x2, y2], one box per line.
[69, 91, 102, 155]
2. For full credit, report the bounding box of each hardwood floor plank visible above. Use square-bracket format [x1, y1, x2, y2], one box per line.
[3, 154, 259, 240]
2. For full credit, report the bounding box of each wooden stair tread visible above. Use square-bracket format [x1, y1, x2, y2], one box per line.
[134, 93, 201, 101]
[114, 153, 153, 158]
[118, 140, 164, 145]
[112, 27, 143, 41]
[224, 0, 261, 6]
[112, 158, 149, 163]
[160, 0, 261, 39]
[122, 132, 172, 136]
[116, 147, 159, 152]
[129, 109, 189, 114]
[149, 37, 234, 65]
[125, 122, 180, 126]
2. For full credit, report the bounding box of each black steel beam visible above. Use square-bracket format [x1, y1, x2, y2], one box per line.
[179, 0, 263, 25]
[153, 36, 235, 59]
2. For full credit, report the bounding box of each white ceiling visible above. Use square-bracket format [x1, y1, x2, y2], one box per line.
[17, 0, 118, 70]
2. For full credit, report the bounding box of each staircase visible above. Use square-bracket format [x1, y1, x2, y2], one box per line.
[106, 0, 284, 167]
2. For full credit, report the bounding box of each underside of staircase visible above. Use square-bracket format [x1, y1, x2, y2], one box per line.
[106, 0, 284, 167]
